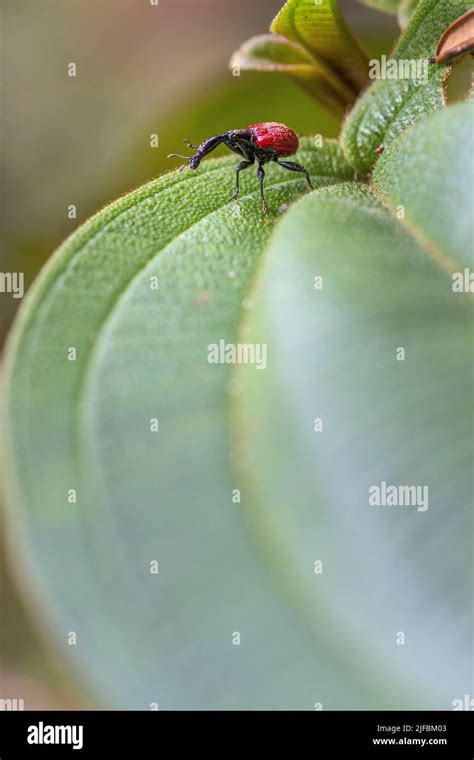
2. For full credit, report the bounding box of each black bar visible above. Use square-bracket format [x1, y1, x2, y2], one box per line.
[0, 710, 472, 756]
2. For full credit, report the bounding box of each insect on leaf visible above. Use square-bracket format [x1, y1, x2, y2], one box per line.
[4, 140, 358, 709]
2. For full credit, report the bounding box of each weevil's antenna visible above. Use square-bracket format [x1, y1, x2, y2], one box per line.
[167, 152, 193, 172]
[183, 139, 198, 149]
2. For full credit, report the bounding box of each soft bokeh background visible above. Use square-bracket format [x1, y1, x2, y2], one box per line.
[1, 0, 399, 708]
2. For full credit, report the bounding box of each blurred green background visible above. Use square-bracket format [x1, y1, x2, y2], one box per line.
[1, 0, 399, 708]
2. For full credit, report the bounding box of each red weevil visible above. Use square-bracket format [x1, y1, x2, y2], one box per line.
[168, 121, 313, 219]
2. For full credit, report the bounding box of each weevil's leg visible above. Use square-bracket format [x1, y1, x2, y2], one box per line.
[228, 159, 254, 203]
[276, 160, 314, 190]
[257, 163, 269, 219]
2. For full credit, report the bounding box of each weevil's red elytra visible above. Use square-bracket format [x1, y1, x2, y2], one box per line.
[429, 9, 474, 64]
[168, 121, 313, 220]
[248, 122, 300, 157]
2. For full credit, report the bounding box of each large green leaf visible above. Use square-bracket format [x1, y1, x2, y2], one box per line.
[341, 0, 472, 174]
[4, 140, 373, 709]
[234, 181, 473, 708]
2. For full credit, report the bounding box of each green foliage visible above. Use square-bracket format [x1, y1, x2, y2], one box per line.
[270, 0, 370, 93]
[372, 101, 474, 266]
[3, 0, 472, 709]
[231, 0, 370, 116]
[230, 34, 349, 116]
[341, 0, 473, 174]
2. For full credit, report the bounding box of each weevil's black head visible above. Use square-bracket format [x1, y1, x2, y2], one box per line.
[188, 154, 202, 170]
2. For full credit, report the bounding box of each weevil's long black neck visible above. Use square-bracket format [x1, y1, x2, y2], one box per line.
[189, 131, 255, 169]
[189, 134, 228, 168]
